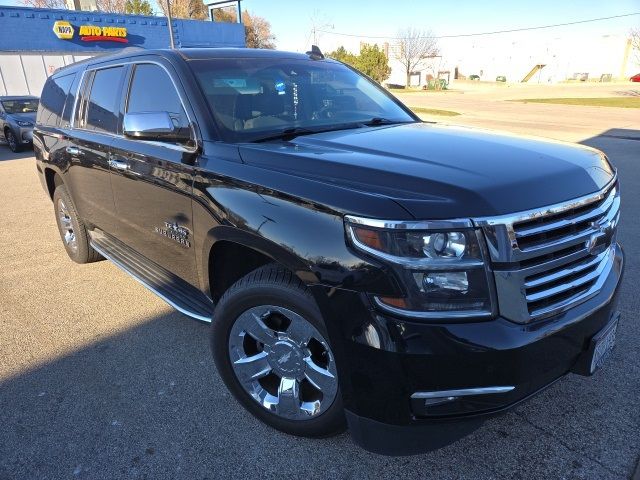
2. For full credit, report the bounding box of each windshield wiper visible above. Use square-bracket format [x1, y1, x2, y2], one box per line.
[252, 127, 318, 143]
[360, 117, 411, 126]
[251, 123, 365, 143]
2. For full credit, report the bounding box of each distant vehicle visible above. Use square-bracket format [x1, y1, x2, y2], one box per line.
[630, 73, 640, 83]
[0, 96, 38, 152]
[496, 75, 507, 82]
[469, 74, 480, 81]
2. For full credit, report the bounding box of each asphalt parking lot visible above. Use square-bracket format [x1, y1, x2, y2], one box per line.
[1, 93, 639, 479]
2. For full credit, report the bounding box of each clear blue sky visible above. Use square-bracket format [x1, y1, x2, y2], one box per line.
[238, 0, 640, 51]
[2, 0, 638, 51]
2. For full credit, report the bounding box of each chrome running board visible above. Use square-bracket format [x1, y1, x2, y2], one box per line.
[89, 230, 213, 322]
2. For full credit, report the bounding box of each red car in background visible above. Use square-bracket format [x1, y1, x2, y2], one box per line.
[631, 73, 640, 82]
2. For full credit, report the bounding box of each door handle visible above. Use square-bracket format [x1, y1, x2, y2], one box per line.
[66, 146, 83, 156]
[108, 157, 129, 171]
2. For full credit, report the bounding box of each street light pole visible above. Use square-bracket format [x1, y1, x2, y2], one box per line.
[166, 0, 175, 49]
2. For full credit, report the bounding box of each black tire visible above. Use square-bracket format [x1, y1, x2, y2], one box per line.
[5, 129, 22, 153]
[52, 185, 102, 264]
[211, 264, 346, 438]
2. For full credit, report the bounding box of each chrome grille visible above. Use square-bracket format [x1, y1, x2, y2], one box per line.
[474, 179, 620, 323]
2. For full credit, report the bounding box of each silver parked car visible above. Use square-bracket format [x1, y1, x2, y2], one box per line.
[0, 96, 39, 152]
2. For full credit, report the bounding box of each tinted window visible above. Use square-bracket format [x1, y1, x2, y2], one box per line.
[60, 73, 81, 128]
[37, 74, 75, 127]
[127, 64, 190, 136]
[84, 66, 123, 134]
[189, 58, 415, 143]
[3, 98, 39, 114]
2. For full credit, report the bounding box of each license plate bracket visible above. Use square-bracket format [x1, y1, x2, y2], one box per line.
[572, 311, 620, 376]
[589, 317, 618, 374]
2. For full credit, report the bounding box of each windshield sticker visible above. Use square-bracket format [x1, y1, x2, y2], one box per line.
[292, 82, 299, 119]
[213, 79, 247, 88]
[275, 80, 286, 95]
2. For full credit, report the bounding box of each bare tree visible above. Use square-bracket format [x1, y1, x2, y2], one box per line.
[94, 0, 127, 13]
[393, 27, 439, 87]
[632, 29, 640, 66]
[243, 11, 275, 49]
[213, 8, 276, 49]
[158, 0, 208, 20]
[20, 0, 67, 9]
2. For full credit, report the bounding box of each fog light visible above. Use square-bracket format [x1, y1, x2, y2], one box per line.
[423, 271, 469, 293]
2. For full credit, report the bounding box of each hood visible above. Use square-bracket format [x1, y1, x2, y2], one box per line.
[9, 112, 36, 124]
[238, 123, 614, 219]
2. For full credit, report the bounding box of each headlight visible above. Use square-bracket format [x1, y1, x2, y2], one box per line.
[345, 216, 496, 319]
[17, 121, 33, 127]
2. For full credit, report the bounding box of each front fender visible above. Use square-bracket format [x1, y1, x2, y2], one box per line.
[192, 169, 401, 299]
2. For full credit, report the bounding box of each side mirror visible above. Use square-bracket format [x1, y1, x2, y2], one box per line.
[123, 112, 191, 143]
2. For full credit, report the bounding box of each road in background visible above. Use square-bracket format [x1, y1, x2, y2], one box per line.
[0, 94, 639, 479]
[396, 82, 640, 141]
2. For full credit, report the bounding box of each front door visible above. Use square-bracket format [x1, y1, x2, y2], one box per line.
[109, 61, 199, 287]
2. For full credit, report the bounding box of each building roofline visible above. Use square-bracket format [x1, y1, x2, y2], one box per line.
[0, 4, 174, 22]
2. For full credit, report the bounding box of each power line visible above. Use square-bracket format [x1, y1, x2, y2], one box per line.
[316, 12, 640, 40]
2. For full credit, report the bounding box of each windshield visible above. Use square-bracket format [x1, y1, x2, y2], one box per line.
[189, 57, 416, 143]
[2, 99, 38, 114]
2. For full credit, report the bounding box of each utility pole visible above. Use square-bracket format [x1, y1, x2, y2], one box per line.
[166, 0, 175, 49]
[309, 11, 333, 49]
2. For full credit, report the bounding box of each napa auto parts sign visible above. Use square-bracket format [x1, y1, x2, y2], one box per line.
[53, 21, 128, 43]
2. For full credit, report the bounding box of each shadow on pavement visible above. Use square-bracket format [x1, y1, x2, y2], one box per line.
[0, 145, 35, 162]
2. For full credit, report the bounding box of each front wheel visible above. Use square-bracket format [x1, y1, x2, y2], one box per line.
[5, 130, 22, 153]
[211, 264, 345, 438]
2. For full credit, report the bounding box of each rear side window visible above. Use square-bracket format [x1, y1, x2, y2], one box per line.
[126, 63, 190, 136]
[60, 73, 81, 128]
[37, 73, 75, 127]
[83, 66, 124, 134]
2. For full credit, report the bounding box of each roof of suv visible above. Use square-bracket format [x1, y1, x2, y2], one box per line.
[51, 47, 321, 77]
[176, 48, 313, 61]
[0, 95, 39, 100]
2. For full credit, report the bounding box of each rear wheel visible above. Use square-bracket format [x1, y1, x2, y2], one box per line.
[53, 185, 102, 264]
[211, 264, 345, 437]
[5, 130, 21, 153]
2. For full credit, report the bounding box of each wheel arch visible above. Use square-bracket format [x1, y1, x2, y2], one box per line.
[205, 227, 319, 304]
[44, 167, 64, 200]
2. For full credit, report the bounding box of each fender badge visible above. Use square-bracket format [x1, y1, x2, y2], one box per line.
[154, 221, 191, 248]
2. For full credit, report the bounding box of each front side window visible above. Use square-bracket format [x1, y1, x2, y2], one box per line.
[84, 66, 123, 134]
[126, 63, 191, 141]
[188, 57, 416, 143]
[2, 98, 39, 115]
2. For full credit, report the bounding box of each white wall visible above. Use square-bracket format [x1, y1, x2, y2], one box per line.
[379, 33, 634, 86]
[0, 54, 95, 96]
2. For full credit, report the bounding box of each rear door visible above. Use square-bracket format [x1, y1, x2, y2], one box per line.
[33, 71, 77, 170]
[65, 65, 126, 234]
[109, 61, 199, 286]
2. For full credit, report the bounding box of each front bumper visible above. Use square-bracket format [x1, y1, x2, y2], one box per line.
[316, 243, 624, 455]
[19, 127, 33, 144]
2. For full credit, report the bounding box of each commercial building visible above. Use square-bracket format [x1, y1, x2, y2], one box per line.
[0, 5, 245, 96]
[350, 32, 636, 87]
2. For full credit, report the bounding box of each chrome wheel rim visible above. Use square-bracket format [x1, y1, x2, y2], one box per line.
[228, 305, 338, 420]
[6, 131, 16, 150]
[57, 199, 78, 252]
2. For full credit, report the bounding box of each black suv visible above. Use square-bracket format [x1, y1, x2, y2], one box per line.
[34, 48, 623, 455]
